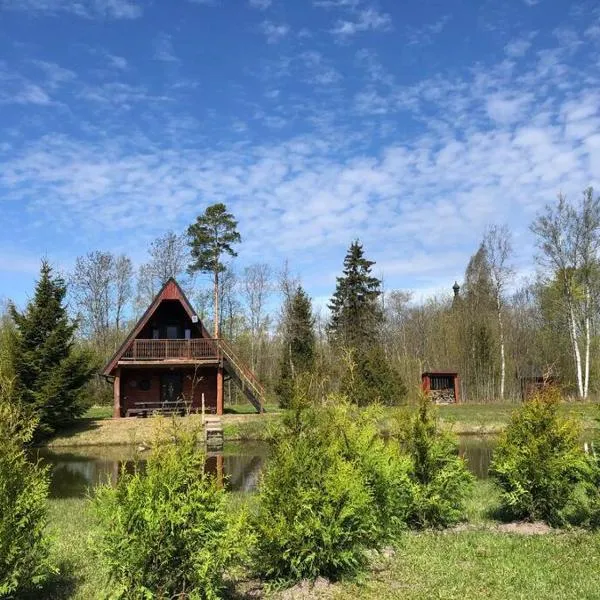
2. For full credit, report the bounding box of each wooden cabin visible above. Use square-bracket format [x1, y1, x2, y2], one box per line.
[421, 372, 460, 404]
[102, 278, 264, 418]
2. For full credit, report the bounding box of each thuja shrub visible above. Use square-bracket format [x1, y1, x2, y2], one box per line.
[253, 396, 412, 585]
[93, 429, 251, 600]
[490, 386, 589, 526]
[0, 378, 52, 598]
[396, 396, 474, 528]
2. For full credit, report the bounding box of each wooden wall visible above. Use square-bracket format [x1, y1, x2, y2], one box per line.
[120, 367, 218, 415]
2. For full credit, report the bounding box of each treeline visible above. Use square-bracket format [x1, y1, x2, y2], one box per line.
[2, 189, 600, 407]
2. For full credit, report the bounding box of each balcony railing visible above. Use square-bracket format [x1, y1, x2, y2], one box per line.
[121, 338, 220, 361]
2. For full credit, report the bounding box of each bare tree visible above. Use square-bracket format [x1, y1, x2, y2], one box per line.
[483, 225, 514, 400]
[242, 263, 272, 371]
[136, 231, 191, 312]
[531, 189, 600, 398]
[114, 255, 133, 331]
[70, 251, 133, 345]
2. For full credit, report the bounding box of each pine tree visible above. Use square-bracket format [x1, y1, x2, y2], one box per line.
[276, 286, 315, 408]
[9, 261, 96, 438]
[187, 203, 241, 338]
[327, 240, 382, 349]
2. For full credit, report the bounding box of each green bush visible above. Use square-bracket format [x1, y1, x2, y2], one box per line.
[0, 378, 52, 598]
[93, 428, 251, 599]
[396, 396, 474, 528]
[254, 396, 411, 585]
[341, 345, 407, 407]
[490, 386, 589, 526]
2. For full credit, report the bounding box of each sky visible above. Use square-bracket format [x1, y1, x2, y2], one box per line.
[0, 0, 599, 308]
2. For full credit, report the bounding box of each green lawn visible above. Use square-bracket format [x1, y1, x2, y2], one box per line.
[40, 480, 600, 600]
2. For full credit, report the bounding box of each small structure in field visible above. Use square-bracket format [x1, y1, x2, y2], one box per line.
[422, 372, 460, 404]
[102, 278, 264, 418]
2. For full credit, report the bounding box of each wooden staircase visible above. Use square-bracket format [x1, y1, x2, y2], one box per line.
[218, 338, 265, 413]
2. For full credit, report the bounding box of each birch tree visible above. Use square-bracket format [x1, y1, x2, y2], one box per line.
[483, 225, 514, 400]
[531, 189, 600, 398]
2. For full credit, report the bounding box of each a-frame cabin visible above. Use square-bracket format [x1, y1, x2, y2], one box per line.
[102, 278, 264, 418]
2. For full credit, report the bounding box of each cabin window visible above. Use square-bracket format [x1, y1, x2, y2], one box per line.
[184, 328, 191, 340]
[152, 328, 159, 340]
[166, 325, 179, 339]
[139, 379, 151, 392]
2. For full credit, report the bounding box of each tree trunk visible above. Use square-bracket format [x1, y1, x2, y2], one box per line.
[214, 270, 219, 338]
[568, 300, 584, 398]
[497, 297, 506, 401]
[584, 285, 591, 398]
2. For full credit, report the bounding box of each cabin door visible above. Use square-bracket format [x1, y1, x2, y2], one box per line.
[160, 373, 182, 404]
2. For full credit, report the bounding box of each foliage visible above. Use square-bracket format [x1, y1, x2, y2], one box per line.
[327, 240, 382, 349]
[341, 344, 407, 407]
[187, 203, 241, 277]
[187, 203, 241, 337]
[253, 396, 413, 585]
[9, 261, 97, 439]
[395, 396, 474, 528]
[0, 377, 53, 598]
[276, 285, 315, 408]
[490, 386, 590, 525]
[93, 428, 251, 599]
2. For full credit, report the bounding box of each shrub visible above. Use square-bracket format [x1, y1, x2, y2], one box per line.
[490, 386, 589, 526]
[341, 345, 407, 407]
[253, 396, 412, 585]
[0, 378, 52, 598]
[396, 396, 474, 528]
[93, 428, 251, 599]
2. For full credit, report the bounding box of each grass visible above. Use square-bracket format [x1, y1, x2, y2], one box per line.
[334, 531, 600, 600]
[48, 401, 600, 447]
[41, 482, 600, 600]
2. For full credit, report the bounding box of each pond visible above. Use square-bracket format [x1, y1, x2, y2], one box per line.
[36, 436, 493, 499]
[34, 433, 595, 499]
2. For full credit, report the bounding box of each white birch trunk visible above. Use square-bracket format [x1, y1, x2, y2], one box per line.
[497, 296, 506, 401]
[568, 300, 584, 398]
[584, 285, 591, 398]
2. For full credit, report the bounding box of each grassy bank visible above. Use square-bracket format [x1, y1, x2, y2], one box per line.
[51, 401, 598, 448]
[42, 482, 600, 599]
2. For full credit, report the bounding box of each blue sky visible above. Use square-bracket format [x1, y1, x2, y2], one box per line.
[1, 0, 599, 308]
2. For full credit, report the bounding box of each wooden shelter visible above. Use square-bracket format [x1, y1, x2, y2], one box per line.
[102, 278, 264, 418]
[421, 372, 460, 404]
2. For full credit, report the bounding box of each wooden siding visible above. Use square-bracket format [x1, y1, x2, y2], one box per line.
[120, 367, 218, 416]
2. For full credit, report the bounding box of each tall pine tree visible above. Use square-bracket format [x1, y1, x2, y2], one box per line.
[329, 241, 406, 405]
[10, 261, 95, 438]
[276, 286, 315, 408]
[327, 240, 382, 349]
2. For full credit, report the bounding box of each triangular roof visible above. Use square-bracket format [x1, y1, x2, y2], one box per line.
[102, 278, 211, 376]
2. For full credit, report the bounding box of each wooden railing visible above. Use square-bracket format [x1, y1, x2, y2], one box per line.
[121, 338, 219, 360]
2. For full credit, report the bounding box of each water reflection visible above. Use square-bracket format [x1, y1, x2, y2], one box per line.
[33, 443, 269, 499]
[34, 433, 595, 497]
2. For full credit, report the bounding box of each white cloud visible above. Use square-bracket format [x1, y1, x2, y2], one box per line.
[406, 15, 450, 46]
[331, 8, 392, 38]
[486, 92, 533, 124]
[249, 0, 271, 9]
[154, 33, 179, 63]
[505, 33, 536, 57]
[1, 0, 142, 19]
[260, 21, 289, 44]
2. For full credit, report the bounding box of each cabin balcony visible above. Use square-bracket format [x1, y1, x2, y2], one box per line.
[119, 338, 220, 364]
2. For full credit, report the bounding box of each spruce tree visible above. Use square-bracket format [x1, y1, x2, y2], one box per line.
[276, 286, 315, 408]
[327, 240, 382, 348]
[10, 261, 95, 438]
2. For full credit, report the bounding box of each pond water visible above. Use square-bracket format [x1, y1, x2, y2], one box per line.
[34, 434, 595, 499]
